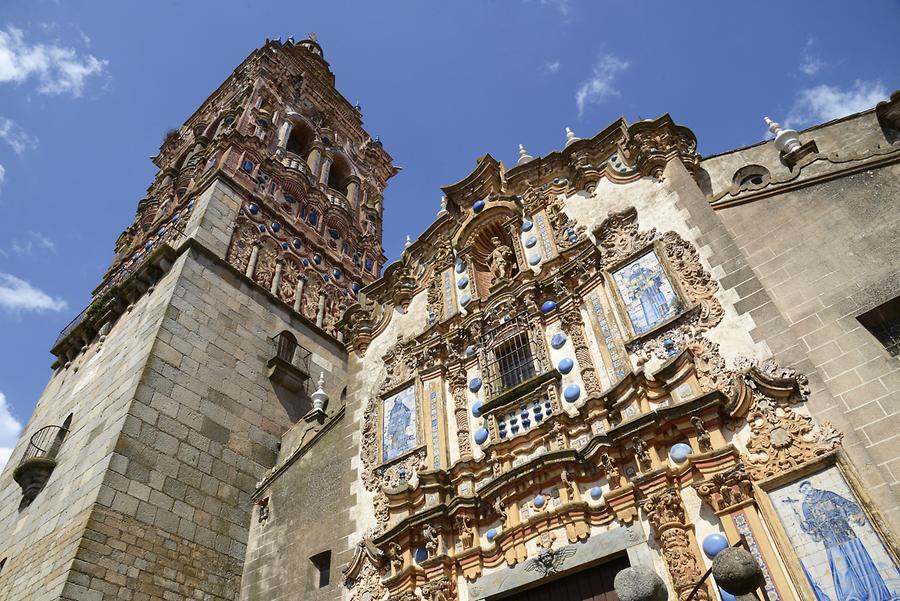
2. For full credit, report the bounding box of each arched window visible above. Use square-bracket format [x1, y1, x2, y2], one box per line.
[327, 156, 351, 195]
[286, 122, 315, 157]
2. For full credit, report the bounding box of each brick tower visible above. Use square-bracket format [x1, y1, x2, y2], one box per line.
[0, 36, 395, 600]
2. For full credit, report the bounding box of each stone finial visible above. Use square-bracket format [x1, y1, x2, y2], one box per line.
[613, 566, 668, 601]
[517, 144, 534, 165]
[711, 547, 764, 596]
[565, 127, 580, 147]
[437, 196, 449, 218]
[764, 117, 802, 154]
[405, 235, 413, 248]
[311, 372, 328, 412]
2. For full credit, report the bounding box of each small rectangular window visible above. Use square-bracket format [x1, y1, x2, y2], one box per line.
[858, 296, 900, 358]
[495, 333, 536, 391]
[310, 550, 331, 588]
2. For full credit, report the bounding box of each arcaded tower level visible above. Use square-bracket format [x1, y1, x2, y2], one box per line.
[1, 36, 899, 601]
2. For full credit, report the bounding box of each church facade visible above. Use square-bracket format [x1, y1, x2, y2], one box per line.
[0, 37, 898, 601]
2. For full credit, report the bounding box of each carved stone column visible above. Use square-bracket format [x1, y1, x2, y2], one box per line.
[319, 156, 332, 187]
[561, 305, 600, 395]
[449, 367, 472, 460]
[307, 144, 323, 176]
[642, 488, 710, 601]
[245, 243, 260, 279]
[270, 258, 283, 296]
[316, 292, 327, 327]
[292, 278, 305, 312]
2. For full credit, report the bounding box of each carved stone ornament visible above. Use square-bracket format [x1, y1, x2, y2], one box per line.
[691, 416, 713, 452]
[601, 452, 622, 488]
[641, 488, 709, 601]
[694, 463, 754, 513]
[457, 514, 475, 550]
[420, 576, 455, 601]
[524, 545, 577, 577]
[742, 397, 841, 481]
[561, 307, 601, 395]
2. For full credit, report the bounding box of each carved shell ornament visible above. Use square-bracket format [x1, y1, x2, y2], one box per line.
[742, 397, 841, 480]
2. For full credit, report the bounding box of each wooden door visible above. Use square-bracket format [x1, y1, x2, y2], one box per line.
[502, 554, 629, 601]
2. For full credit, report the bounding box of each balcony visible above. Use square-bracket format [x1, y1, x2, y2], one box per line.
[267, 331, 312, 394]
[13, 423, 70, 507]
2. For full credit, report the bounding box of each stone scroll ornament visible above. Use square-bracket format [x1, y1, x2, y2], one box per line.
[641, 488, 710, 601]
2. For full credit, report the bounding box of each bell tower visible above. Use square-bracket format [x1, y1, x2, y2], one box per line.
[0, 36, 395, 601]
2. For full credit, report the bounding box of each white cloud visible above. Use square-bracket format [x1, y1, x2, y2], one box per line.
[799, 37, 824, 76]
[575, 54, 629, 117]
[0, 26, 108, 97]
[539, 0, 572, 17]
[787, 80, 888, 129]
[0, 272, 67, 313]
[0, 117, 37, 155]
[0, 163, 5, 190]
[10, 231, 57, 256]
[0, 392, 24, 472]
[542, 60, 561, 74]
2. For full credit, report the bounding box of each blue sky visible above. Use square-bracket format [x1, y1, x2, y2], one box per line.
[0, 0, 897, 466]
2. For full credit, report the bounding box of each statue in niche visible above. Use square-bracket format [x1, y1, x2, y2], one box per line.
[457, 515, 475, 549]
[387, 542, 404, 573]
[487, 236, 513, 282]
[692, 416, 712, 451]
[423, 524, 439, 557]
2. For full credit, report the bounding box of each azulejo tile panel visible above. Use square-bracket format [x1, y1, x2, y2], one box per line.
[383, 383, 418, 462]
[769, 466, 900, 601]
[612, 250, 681, 335]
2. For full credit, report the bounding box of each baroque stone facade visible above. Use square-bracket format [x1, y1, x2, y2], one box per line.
[0, 38, 898, 601]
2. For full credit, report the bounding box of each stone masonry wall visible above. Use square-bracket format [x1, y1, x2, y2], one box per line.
[0, 236, 181, 601]
[239, 412, 357, 601]
[716, 163, 900, 527]
[58, 187, 349, 599]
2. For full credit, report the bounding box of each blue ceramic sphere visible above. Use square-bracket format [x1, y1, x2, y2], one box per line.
[271, 222, 281, 232]
[313, 254, 322, 264]
[455, 260, 466, 273]
[352, 282, 361, 292]
[564, 384, 581, 402]
[551, 332, 568, 349]
[281, 241, 289, 249]
[670, 443, 693, 464]
[473, 199, 485, 213]
[474, 427, 489, 445]
[486, 528, 498, 542]
[248, 203, 259, 215]
[457, 276, 469, 289]
[590, 486, 603, 500]
[524, 236, 537, 248]
[332, 268, 342, 279]
[460, 294, 472, 306]
[541, 300, 557, 313]
[464, 345, 476, 357]
[534, 494, 545, 508]
[257, 224, 266, 232]
[469, 377, 482, 392]
[702, 533, 729, 559]
[521, 220, 533, 232]
[471, 400, 484, 418]
[292, 238, 302, 249]
[529, 254, 541, 266]
[414, 547, 428, 563]
[558, 357, 574, 374]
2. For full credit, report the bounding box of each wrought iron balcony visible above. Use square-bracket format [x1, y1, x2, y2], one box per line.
[13, 423, 70, 507]
[267, 331, 312, 393]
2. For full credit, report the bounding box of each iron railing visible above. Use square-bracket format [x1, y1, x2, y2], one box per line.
[19, 424, 69, 465]
[480, 312, 549, 399]
[272, 331, 312, 374]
